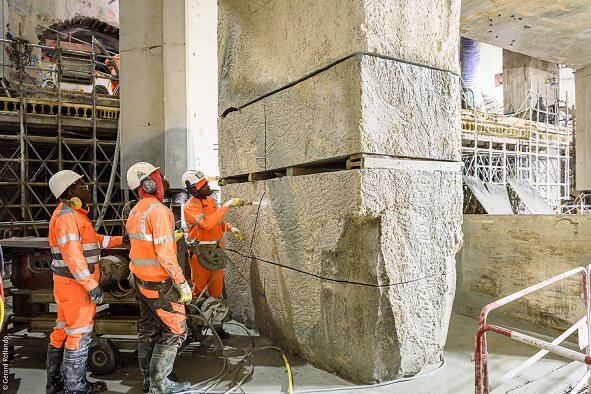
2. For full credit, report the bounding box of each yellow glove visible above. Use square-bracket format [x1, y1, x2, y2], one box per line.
[231, 227, 244, 241]
[174, 229, 184, 242]
[175, 281, 192, 304]
[223, 198, 243, 208]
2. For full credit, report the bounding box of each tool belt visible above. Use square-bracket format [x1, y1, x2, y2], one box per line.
[187, 240, 227, 271]
[133, 275, 172, 291]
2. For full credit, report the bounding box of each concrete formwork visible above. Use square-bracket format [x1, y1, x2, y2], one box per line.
[218, 0, 462, 383]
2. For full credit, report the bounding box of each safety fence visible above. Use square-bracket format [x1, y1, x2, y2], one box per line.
[474, 266, 591, 393]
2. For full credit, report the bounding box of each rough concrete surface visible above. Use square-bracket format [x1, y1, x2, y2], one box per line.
[219, 55, 460, 177]
[461, 0, 591, 66]
[218, 0, 460, 111]
[221, 168, 462, 383]
[456, 214, 591, 335]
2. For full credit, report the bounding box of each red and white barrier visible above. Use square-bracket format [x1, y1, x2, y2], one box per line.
[474, 266, 591, 394]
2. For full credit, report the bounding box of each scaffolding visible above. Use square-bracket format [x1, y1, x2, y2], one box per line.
[462, 87, 573, 211]
[0, 34, 125, 236]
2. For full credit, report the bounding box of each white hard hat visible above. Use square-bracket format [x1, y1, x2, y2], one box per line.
[49, 170, 83, 199]
[181, 170, 207, 189]
[127, 162, 160, 190]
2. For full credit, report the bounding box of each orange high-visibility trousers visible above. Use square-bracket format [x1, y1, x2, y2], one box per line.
[189, 253, 223, 297]
[50, 276, 96, 350]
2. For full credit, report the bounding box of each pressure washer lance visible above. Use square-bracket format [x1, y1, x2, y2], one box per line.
[240, 199, 267, 207]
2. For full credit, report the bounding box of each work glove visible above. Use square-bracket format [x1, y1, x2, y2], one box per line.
[174, 229, 184, 242]
[122, 234, 130, 243]
[176, 281, 192, 304]
[231, 227, 244, 241]
[89, 286, 104, 305]
[223, 198, 243, 208]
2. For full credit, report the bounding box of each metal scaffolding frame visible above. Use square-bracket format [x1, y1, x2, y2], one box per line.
[0, 35, 124, 236]
[462, 87, 573, 211]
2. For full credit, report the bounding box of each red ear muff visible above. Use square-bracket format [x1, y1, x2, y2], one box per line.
[141, 177, 157, 194]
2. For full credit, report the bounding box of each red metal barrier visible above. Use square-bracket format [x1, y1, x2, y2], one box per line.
[474, 267, 590, 394]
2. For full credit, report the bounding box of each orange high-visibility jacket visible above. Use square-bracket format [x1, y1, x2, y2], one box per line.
[48, 202, 123, 291]
[184, 196, 232, 243]
[126, 197, 185, 284]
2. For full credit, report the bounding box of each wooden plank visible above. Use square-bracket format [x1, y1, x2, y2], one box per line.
[285, 167, 322, 176]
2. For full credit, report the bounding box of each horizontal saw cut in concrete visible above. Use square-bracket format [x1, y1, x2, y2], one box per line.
[218, 54, 460, 178]
[218, 0, 460, 111]
[221, 168, 462, 383]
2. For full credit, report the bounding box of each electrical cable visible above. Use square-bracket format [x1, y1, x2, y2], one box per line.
[185, 312, 230, 393]
[282, 352, 294, 394]
[190, 356, 446, 394]
[221, 51, 458, 118]
[293, 358, 446, 393]
[227, 248, 452, 289]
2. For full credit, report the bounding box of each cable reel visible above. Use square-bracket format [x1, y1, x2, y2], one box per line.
[187, 240, 227, 271]
[200, 297, 231, 325]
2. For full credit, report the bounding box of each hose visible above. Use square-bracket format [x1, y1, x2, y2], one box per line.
[282, 353, 294, 394]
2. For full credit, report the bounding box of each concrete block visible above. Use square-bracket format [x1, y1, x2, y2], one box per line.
[219, 55, 460, 177]
[221, 168, 462, 382]
[218, 0, 460, 111]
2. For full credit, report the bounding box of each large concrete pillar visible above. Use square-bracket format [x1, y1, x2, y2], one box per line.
[576, 65, 591, 190]
[120, 0, 218, 188]
[503, 49, 560, 114]
[218, 0, 462, 383]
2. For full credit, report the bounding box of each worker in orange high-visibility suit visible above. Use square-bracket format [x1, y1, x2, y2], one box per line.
[46, 170, 123, 394]
[104, 53, 119, 94]
[181, 170, 244, 339]
[126, 162, 192, 394]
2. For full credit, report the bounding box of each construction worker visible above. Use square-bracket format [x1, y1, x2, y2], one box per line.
[125, 162, 192, 394]
[181, 170, 244, 338]
[104, 53, 119, 94]
[46, 170, 123, 394]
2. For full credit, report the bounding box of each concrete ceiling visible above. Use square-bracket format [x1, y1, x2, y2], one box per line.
[461, 0, 591, 67]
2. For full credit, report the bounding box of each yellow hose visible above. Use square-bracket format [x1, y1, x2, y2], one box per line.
[281, 353, 294, 394]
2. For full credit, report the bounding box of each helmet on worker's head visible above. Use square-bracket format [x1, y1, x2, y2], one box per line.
[127, 162, 160, 190]
[181, 170, 207, 190]
[49, 170, 83, 199]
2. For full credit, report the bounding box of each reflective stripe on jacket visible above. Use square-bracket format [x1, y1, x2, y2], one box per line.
[48, 202, 123, 290]
[126, 197, 185, 285]
[184, 196, 231, 243]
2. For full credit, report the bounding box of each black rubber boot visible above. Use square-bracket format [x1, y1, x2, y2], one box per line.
[63, 342, 107, 394]
[148, 344, 190, 394]
[138, 342, 155, 393]
[46, 344, 64, 394]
